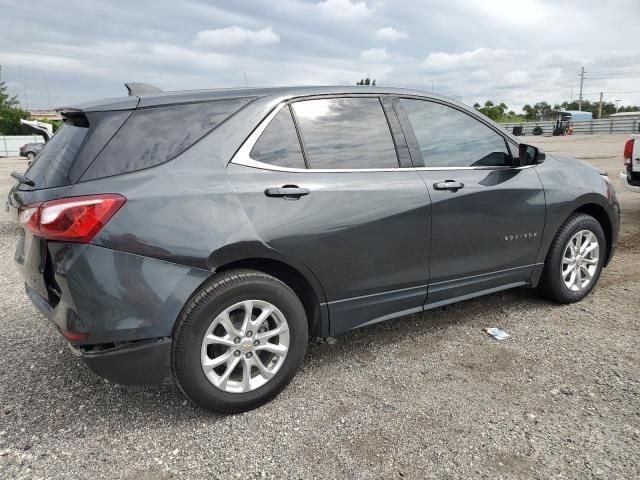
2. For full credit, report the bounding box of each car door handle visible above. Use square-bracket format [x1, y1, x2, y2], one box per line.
[264, 186, 310, 198]
[433, 180, 464, 191]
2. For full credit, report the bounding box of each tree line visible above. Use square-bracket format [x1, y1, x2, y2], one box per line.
[0, 66, 32, 135]
[474, 99, 640, 122]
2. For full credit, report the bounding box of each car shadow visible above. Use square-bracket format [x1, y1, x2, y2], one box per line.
[305, 287, 552, 360]
[4, 287, 554, 424]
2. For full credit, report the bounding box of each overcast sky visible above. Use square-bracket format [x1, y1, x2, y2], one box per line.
[1, 0, 639, 112]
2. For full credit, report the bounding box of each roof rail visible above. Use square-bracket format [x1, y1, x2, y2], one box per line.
[124, 82, 163, 96]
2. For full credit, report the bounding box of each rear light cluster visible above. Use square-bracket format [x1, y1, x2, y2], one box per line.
[624, 139, 634, 165]
[18, 194, 126, 243]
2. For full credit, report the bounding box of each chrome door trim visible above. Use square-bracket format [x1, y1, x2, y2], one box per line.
[229, 101, 537, 174]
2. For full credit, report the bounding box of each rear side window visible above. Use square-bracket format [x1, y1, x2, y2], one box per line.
[292, 97, 398, 169]
[250, 107, 305, 169]
[400, 99, 510, 168]
[81, 98, 251, 181]
[23, 111, 131, 189]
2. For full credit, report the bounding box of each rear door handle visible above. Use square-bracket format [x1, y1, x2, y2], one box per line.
[264, 186, 310, 198]
[433, 180, 464, 192]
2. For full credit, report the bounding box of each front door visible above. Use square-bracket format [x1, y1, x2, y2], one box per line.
[227, 96, 432, 333]
[396, 97, 546, 306]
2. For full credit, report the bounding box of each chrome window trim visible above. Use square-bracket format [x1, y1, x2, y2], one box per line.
[230, 101, 536, 173]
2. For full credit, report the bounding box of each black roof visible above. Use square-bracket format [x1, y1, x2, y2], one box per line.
[60, 85, 466, 113]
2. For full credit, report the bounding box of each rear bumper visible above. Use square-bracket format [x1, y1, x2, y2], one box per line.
[17, 240, 211, 345]
[79, 337, 173, 385]
[619, 171, 640, 193]
[16, 239, 212, 384]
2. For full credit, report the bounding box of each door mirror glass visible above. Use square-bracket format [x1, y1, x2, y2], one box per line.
[517, 143, 545, 166]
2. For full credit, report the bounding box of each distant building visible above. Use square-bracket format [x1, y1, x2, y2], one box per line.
[610, 111, 640, 117]
[28, 109, 63, 121]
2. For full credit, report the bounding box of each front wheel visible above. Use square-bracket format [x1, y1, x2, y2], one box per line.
[538, 213, 606, 303]
[26, 152, 35, 160]
[172, 270, 308, 413]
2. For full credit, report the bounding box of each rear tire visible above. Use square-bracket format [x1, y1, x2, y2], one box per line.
[538, 213, 605, 303]
[172, 270, 308, 413]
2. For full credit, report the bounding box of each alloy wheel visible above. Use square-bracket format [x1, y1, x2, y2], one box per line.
[200, 300, 290, 393]
[561, 229, 600, 292]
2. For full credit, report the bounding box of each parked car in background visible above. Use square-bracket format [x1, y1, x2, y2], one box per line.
[620, 134, 640, 192]
[8, 85, 620, 413]
[19, 142, 44, 160]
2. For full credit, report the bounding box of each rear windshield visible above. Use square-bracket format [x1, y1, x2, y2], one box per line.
[80, 97, 252, 181]
[23, 123, 87, 189]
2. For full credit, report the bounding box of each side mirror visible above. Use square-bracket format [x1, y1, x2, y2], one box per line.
[517, 143, 545, 166]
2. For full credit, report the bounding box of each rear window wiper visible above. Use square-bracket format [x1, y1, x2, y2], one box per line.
[10, 172, 35, 187]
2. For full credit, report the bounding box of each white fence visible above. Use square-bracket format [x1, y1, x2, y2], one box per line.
[500, 116, 640, 136]
[0, 135, 45, 157]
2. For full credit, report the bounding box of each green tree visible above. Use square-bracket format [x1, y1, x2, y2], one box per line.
[0, 66, 19, 107]
[0, 105, 30, 135]
[356, 77, 375, 85]
[476, 100, 508, 121]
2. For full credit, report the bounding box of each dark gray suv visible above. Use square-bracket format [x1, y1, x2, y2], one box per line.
[9, 85, 619, 412]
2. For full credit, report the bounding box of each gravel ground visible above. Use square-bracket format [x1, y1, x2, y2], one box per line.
[0, 135, 639, 479]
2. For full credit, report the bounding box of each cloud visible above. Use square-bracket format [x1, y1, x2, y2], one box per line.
[193, 26, 280, 48]
[317, 0, 374, 19]
[1, 1, 639, 111]
[359, 48, 391, 62]
[422, 48, 510, 71]
[375, 27, 408, 41]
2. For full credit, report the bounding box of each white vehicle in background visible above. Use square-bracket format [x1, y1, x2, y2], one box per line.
[621, 134, 640, 192]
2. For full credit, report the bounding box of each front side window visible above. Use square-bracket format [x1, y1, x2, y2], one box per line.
[400, 99, 511, 168]
[292, 97, 398, 169]
[250, 107, 305, 169]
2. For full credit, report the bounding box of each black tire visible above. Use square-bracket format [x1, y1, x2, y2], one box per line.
[26, 152, 35, 160]
[538, 213, 606, 303]
[532, 126, 543, 136]
[172, 269, 308, 413]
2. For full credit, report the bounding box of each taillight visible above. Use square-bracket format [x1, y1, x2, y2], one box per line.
[18, 194, 126, 243]
[624, 139, 634, 165]
[18, 203, 41, 235]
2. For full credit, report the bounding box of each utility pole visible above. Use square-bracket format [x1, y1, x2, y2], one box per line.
[243, 72, 247, 88]
[598, 92, 603, 119]
[578, 66, 585, 111]
[430, 80, 434, 92]
[20, 67, 29, 111]
[615, 99, 621, 112]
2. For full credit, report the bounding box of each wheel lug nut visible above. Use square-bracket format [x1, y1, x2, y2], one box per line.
[234, 337, 240, 344]
[245, 352, 252, 358]
[246, 331, 253, 337]
[234, 350, 241, 357]
[253, 340, 259, 346]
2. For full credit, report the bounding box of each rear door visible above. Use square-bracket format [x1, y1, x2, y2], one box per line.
[227, 96, 431, 333]
[394, 97, 546, 306]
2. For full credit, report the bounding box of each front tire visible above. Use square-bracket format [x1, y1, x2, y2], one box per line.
[172, 270, 308, 413]
[538, 213, 606, 303]
[27, 152, 35, 160]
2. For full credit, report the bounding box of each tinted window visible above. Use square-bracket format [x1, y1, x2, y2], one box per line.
[23, 123, 88, 188]
[400, 99, 510, 167]
[22, 110, 132, 189]
[250, 107, 305, 168]
[292, 97, 398, 169]
[81, 97, 251, 181]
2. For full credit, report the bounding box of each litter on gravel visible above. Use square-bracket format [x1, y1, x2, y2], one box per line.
[485, 327, 510, 340]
